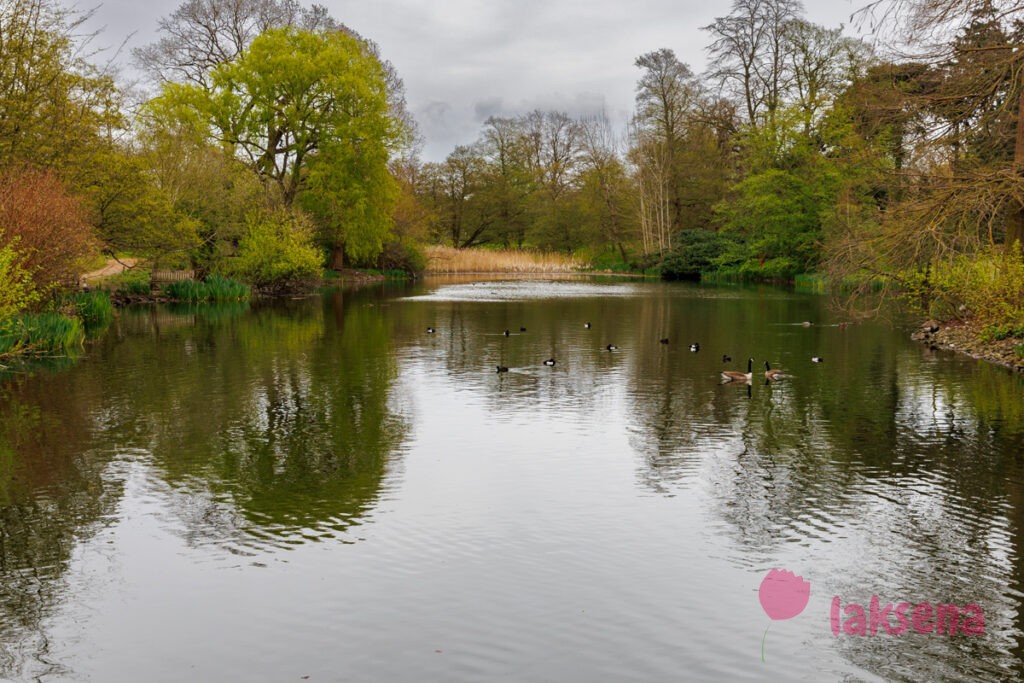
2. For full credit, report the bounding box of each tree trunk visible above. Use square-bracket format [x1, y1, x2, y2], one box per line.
[330, 242, 345, 270]
[1009, 86, 1024, 250]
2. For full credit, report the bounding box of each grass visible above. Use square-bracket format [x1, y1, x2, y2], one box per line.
[164, 275, 250, 302]
[793, 273, 828, 294]
[424, 246, 586, 274]
[61, 290, 113, 332]
[0, 313, 85, 358]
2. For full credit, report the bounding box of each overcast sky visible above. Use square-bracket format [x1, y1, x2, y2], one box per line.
[81, 0, 868, 161]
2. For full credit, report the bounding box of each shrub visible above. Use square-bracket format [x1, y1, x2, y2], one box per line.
[0, 234, 39, 318]
[378, 236, 426, 275]
[926, 244, 1024, 327]
[0, 168, 97, 298]
[660, 230, 742, 280]
[0, 313, 84, 357]
[228, 210, 322, 292]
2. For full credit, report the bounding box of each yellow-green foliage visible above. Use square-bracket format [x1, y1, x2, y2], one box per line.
[0, 236, 39, 318]
[229, 211, 323, 291]
[929, 245, 1024, 328]
[424, 246, 585, 274]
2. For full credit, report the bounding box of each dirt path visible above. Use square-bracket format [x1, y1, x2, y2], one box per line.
[80, 258, 139, 285]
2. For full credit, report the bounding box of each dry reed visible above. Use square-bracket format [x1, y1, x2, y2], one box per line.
[424, 246, 587, 274]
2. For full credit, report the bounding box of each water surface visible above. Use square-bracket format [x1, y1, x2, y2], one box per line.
[1, 278, 1023, 681]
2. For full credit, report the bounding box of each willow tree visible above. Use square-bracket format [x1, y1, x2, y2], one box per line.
[151, 27, 399, 267]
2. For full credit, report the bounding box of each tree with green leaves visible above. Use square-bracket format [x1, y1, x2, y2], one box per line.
[149, 26, 399, 267]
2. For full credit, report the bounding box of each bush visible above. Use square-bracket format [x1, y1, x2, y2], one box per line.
[925, 245, 1024, 326]
[228, 210, 322, 292]
[660, 230, 742, 280]
[378, 236, 426, 275]
[0, 234, 39, 318]
[0, 168, 97, 298]
[0, 313, 84, 357]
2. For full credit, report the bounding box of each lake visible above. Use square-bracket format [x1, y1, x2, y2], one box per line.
[1, 277, 1023, 682]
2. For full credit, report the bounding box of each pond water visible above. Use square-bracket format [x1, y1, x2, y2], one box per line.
[1, 277, 1023, 682]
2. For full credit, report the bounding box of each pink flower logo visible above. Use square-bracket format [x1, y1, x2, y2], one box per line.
[758, 569, 810, 661]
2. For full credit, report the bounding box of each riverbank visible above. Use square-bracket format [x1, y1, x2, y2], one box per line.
[913, 320, 1024, 373]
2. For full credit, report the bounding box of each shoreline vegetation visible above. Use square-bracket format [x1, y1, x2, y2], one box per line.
[2, 0, 1023, 375]
[423, 246, 587, 274]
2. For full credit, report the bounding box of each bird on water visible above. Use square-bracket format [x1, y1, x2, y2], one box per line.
[764, 361, 785, 380]
[721, 358, 753, 382]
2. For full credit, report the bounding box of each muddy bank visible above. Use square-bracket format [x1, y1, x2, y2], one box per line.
[913, 320, 1024, 373]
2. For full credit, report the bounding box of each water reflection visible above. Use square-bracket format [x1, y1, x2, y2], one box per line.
[1, 279, 1023, 681]
[0, 293, 408, 679]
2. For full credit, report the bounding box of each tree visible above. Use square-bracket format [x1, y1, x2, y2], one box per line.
[149, 27, 399, 267]
[704, 0, 804, 128]
[856, 0, 1024, 249]
[134, 0, 417, 152]
[0, 0, 122, 170]
[0, 168, 97, 298]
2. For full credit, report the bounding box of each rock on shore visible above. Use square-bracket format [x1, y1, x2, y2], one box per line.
[912, 320, 1024, 373]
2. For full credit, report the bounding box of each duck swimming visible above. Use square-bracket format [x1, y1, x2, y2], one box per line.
[689, 343, 700, 352]
[721, 357, 753, 382]
[427, 327, 435, 333]
[660, 338, 670, 345]
[496, 366, 509, 373]
[606, 344, 618, 351]
[543, 358, 556, 366]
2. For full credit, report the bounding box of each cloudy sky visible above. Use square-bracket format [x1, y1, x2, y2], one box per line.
[82, 0, 867, 161]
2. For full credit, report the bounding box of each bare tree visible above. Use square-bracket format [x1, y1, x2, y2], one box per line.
[704, 0, 804, 128]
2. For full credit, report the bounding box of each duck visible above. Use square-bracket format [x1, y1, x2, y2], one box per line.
[721, 357, 753, 382]
[496, 365, 509, 373]
[722, 354, 732, 363]
[503, 329, 510, 336]
[811, 356, 823, 363]
[689, 343, 700, 352]
[543, 358, 556, 366]
[427, 327, 435, 334]
[801, 321, 813, 327]
[584, 322, 592, 329]
[606, 344, 618, 351]
[659, 338, 670, 345]
[520, 326, 527, 332]
[764, 361, 785, 380]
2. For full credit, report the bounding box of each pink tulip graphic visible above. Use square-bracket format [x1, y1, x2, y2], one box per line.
[758, 569, 810, 661]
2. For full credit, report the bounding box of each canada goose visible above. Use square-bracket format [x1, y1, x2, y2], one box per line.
[721, 357, 753, 382]
[660, 338, 670, 344]
[811, 356, 823, 363]
[689, 343, 700, 352]
[520, 326, 527, 332]
[722, 354, 732, 363]
[543, 358, 556, 366]
[496, 365, 509, 373]
[427, 327, 435, 333]
[606, 344, 618, 351]
[764, 361, 785, 380]
[503, 329, 510, 336]
[584, 322, 592, 329]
